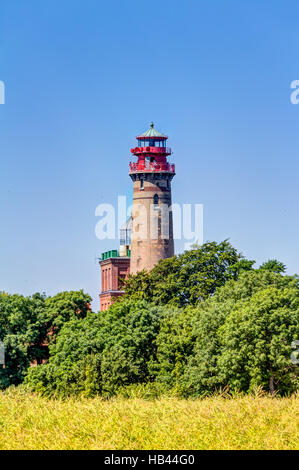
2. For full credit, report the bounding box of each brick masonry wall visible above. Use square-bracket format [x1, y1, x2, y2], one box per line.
[130, 175, 174, 274]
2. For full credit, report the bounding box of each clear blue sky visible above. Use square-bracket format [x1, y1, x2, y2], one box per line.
[1, 0, 299, 311]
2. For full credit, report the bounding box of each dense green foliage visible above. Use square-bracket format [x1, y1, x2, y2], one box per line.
[1, 241, 298, 397]
[25, 300, 165, 397]
[122, 240, 250, 307]
[0, 290, 91, 390]
[181, 271, 299, 396]
[0, 292, 47, 389]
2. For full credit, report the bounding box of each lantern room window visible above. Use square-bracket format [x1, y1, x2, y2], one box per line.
[138, 139, 166, 148]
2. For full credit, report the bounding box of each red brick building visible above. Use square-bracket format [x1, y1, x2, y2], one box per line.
[99, 255, 130, 311]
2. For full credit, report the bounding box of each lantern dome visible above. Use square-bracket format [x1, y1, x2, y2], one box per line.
[136, 122, 167, 140]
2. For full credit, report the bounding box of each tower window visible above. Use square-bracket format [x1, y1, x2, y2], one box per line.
[153, 194, 159, 206]
[140, 178, 144, 190]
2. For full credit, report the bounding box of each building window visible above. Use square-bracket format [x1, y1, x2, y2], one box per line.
[153, 194, 159, 206]
[140, 178, 144, 190]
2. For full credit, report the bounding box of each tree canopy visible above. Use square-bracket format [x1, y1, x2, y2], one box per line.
[122, 240, 251, 307]
[1, 242, 298, 398]
[0, 290, 91, 390]
[182, 271, 299, 396]
[25, 250, 299, 398]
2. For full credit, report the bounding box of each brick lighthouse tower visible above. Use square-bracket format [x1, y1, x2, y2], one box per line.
[99, 123, 176, 310]
[129, 123, 176, 274]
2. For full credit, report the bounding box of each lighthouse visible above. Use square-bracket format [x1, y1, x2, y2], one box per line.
[129, 123, 175, 274]
[99, 123, 175, 310]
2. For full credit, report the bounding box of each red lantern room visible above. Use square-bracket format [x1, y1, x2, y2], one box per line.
[129, 122, 175, 174]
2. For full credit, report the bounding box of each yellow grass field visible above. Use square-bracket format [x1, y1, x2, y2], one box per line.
[0, 391, 298, 450]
